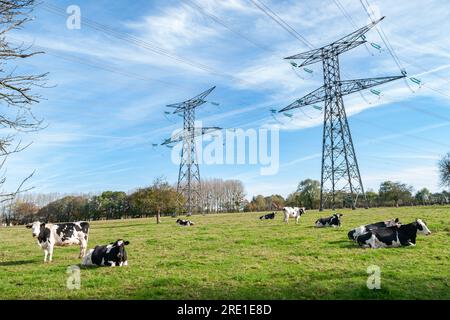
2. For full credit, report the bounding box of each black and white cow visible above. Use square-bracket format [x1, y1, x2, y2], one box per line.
[176, 219, 195, 226]
[315, 213, 343, 227]
[348, 218, 401, 241]
[283, 207, 306, 224]
[26, 221, 89, 262]
[260, 212, 276, 220]
[82, 240, 129, 267]
[356, 219, 431, 248]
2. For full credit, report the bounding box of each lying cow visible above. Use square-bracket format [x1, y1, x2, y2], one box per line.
[176, 219, 195, 226]
[348, 218, 400, 241]
[315, 213, 343, 227]
[260, 212, 276, 220]
[283, 207, 306, 224]
[26, 221, 89, 263]
[356, 219, 431, 249]
[82, 239, 129, 267]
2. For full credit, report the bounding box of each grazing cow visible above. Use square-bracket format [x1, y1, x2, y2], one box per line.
[260, 212, 276, 220]
[26, 221, 89, 263]
[176, 219, 195, 226]
[356, 219, 431, 249]
[283, 207, 306, 224]
[315, 213, 343, 227]
[348, 218, 401, 241]
[82, 239, 129, 267]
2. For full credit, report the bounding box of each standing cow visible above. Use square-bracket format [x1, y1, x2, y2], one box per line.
[283, 207, 306, 224]
[26, 221, 90, 262]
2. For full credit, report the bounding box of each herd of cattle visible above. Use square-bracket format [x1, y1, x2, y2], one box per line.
[23, 207, 431, 266]
[263, 207, 431, 248]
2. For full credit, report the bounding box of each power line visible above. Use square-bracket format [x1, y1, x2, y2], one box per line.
[180, 0, 276, 54]
[332, 0, 374, 55]
[40, 46, 186, 89]
[40, 3, 250, 85]
[248, 0, 313, 49]
[331, 2, 450, 107]
[359, 0, 416, 93]
[8, 37, 187, 89]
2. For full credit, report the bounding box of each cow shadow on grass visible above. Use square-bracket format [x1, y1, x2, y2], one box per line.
[0, 259, 35, 267]
[329, 240, 364, 249]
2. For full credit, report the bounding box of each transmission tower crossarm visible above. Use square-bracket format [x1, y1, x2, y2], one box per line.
[279, 75, 404, 112]
[279, 85, 326, 112]
[339, 75, 406, 96]
[284, 17, 385, 67]
[167, 86, 216, 113]
[161, 127, 222, 145]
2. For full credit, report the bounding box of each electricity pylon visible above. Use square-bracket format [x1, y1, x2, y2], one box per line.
[164, 86, 218, 215]
[279, 17, 405, 211]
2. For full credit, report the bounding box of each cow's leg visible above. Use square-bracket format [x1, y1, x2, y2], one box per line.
[48, 245, 54, 262]
[43, 249, 48, 263]
[295, 216, 300, 224]
[79, 239, 87, 258]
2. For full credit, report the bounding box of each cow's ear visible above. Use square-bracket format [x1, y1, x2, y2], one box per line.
[124, 241, 130, 245]
[26, 224, 32, 229]
[395, 218, 399, 223]
[40, 223, 45, 229]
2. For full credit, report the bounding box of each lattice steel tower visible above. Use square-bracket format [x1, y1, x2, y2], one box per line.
[279, 17, 405, 211]
[165, 86, 217, 215]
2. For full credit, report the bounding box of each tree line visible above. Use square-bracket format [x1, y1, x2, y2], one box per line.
[2, 153, 449, 224]
[244, 179, 449, 211]
[1, 177, 247, 225]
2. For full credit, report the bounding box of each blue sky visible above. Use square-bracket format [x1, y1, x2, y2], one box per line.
[4, 0, 450, 199]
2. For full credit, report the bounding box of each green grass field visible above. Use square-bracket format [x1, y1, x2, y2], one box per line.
[0, 206, 449, 300]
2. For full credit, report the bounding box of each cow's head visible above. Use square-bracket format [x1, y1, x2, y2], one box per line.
[385, 218, 401, 228]
[334, 213, 343, 218]
[109, 239, 130, 266]
[416, 219, 431, 235]
[26, 221, 45, 238]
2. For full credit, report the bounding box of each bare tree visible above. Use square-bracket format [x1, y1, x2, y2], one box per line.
[0, 0, 47, 203]
[439, 152, 450, 188]
[200, 178, 245, 213]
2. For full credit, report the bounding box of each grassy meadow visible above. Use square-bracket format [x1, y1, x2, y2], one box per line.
[0, 206, 448, 300]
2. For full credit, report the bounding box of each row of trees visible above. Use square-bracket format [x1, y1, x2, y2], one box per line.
[1, 178, 181, 224]
[2, 151, 450, 223]
[243, 179, 449, 212]
[1, 178, 247, 224]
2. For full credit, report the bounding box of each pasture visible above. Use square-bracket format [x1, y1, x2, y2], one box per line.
[0, 206, 448, 300]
